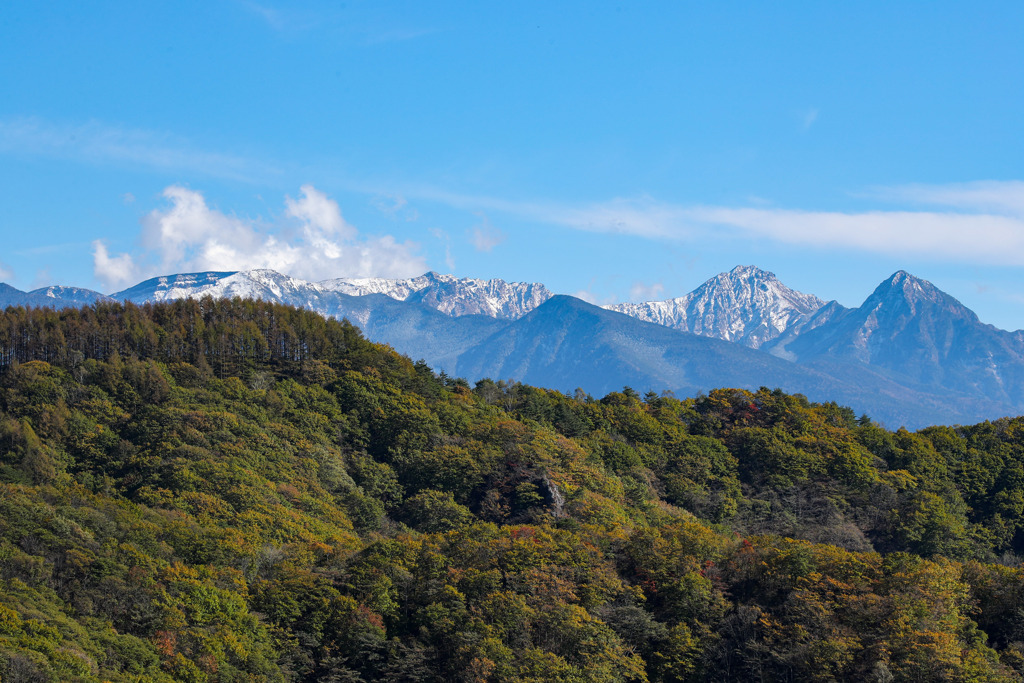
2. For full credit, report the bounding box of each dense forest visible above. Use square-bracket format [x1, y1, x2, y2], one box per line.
[2, 297, 1024, 681]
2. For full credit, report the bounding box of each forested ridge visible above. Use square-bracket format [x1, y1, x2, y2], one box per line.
[2, 298, 1024, 681]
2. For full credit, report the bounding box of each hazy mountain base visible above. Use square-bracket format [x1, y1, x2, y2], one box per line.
[452, 295, 1011, 429]
[1, 299, 1024, 681]
[5, 266, 1024, 428]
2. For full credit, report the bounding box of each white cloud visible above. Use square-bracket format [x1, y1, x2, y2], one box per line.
[468, 214, 506, 252]
[0, 117, 277, 183]
[0, 262, 13, 281]
[93, 185, 427, 290]
[687, 206, 1024, 264]
[286, 184, 357, 244]
[409, 183, 1024, 267]
[572, 289, 617, 306]
[93, 241, 140, 289]
[801, 108, 819, 130]
[871, 180, 1024, 216]
[629, 281, 665, 301]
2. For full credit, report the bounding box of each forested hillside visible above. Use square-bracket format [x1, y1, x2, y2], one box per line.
[2, 298, 1024, 681]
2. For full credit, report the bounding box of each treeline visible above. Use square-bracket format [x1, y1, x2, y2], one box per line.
[0, 297, 401, 379]
[1, 298, 1024, 681]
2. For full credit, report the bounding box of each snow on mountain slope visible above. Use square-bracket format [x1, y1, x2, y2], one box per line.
[114, 269, 553, 321]
[0, 283, 113, 308]
[319, 271, 552, 320]
[32, 286, 114, 306]
[785, 270, 1024, 413]
[113, 271, 239, 302]
[606, 265, 827, 348]
[7, 265, 1024, 428]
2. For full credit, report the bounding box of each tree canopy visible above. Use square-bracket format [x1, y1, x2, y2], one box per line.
[1, 298, 1023, 681]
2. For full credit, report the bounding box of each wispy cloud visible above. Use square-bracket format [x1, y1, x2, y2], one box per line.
[406, 182, 1024, 267]
[236, 0, 329, 32]
[468, 213, 505, 252]
[0, 262, 13, 282]
[870, 180, 1024, 216]
[0, 117, 279, 183]
[372, 193, 419, 221]
[237, 1, 440, 44]
[572, 288, 617, 306]
[362, 26, 441, 45]
[31, 269, 53, 290]
[429, 228, 456, 270]
[14, 241, 92, 257]
[238, 0, 289, 30]
[687, 206, 1024, 264]
[93, 185, 426, 290]
[629, 281, 665, 301]
[800, 108, 819, 130]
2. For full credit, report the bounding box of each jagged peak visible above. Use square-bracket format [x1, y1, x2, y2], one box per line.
[869, 271, 947, 303]
[239, 268, 288, 278]
[858, 270, 979, 324]
[692, 266, 824, 305]
[726, 264, 778, 279]
[320, 271, 545, 289]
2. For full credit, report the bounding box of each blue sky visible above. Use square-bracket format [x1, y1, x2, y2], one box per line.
[2, 1, 1024, 329]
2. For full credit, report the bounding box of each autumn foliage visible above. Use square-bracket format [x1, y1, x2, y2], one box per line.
[1, 298, 1023, 681]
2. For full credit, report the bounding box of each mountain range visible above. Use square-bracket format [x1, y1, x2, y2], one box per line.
[2, 265, 1022, 429]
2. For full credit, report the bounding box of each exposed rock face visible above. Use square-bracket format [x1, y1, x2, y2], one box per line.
[607, 265, 827, 348]
[320, 271, 553, 320]
[115, 270, 552, 321]
[7, 265, 1024, 428]
[785, 271, 1024, 410]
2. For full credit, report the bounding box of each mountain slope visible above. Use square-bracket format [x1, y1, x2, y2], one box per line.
[454, 294, 983, 427]
[320, 292, 506, 375]
[788, 271, 1024, 412]
[112, 270, 239, 301]
[321, 271, 552, 319]
[114, 269, 553, 321]
[8, 266, 1024, 428]
[0, 283, 113, 308]
[607, 265, 827, 348]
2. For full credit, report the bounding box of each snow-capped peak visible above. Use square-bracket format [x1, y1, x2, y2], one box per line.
[605, 265, 826, 348]
[110, 269, 552, 321]
[113, 271, 238, 302]
[319, 271, 553, 319]
[856, 270, 980, 326]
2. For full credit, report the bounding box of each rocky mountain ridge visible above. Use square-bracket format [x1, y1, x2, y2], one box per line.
[320, 271, 553, 320]
[607, 265, 831, 348]
[106, 269, 553, 322]
[3, 266, 1023, 428]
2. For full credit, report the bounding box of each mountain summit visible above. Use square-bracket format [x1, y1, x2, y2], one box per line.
[788, 270, 1024, 411]
[790, 270, 987, 364]
[607, 265, 826, 348]
[112, 269, 553, 321]
[320, 271, 553, 320]
[5, 265, 1024, 428]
